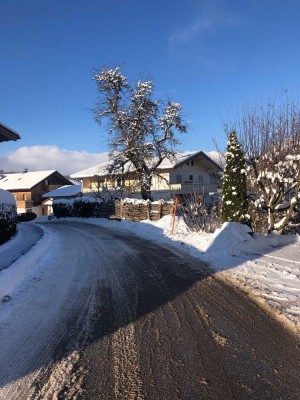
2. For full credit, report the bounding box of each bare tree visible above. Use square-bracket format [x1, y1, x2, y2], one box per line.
[92, 67, 187, 200]
[225, 91, 300, 232]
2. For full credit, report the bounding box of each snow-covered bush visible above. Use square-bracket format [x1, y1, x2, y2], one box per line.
[178, 193, 221, 233]
[221, 131, 249, 225]
[247, 152, 300, 232]
[225, 92, 300, 232]
[0, 189, 17, 244]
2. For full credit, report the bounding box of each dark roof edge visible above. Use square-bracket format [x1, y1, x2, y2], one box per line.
[0, 122, 21, 141]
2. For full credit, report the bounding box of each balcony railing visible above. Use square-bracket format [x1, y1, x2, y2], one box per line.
[169, 183, 220, 194]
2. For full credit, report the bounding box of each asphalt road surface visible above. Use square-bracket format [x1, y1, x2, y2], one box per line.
[0, 221, 299, 400]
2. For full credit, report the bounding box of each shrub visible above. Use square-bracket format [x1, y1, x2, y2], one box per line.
[0, 190, 17, 245]
[72, 200, 95, 218]
[53, 202, 72, 218]
[178, 193, 222, 233]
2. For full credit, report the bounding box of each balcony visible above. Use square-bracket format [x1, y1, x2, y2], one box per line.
[169, 183, 220, 194]
[16, 200, 34, 209]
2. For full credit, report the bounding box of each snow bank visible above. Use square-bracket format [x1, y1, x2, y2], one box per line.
[120, 198, 172, 205]
[204, 222, 253, 262]
[0, 225, 56, 300]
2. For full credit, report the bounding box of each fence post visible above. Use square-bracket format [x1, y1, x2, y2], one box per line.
[171, 197, 179, 235]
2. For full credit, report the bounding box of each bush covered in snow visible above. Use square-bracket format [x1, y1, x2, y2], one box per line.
[0, 189, 17, 245]
[178, 193, 221, 233]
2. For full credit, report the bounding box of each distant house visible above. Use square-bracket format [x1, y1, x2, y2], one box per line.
[70, 151, 223, 202]
[42, 184, 82, 215]
[0, 122, 21, 142]
[0, 170, 72, 216]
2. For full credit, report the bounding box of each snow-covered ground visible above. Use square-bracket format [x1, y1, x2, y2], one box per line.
[1, 215, 300, 329]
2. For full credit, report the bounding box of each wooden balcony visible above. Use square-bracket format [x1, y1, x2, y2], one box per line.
[16, 200, 34, 209]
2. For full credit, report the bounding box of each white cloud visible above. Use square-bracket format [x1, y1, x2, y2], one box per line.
[0, 145, 109, 175]
[169, 7, 237, 47]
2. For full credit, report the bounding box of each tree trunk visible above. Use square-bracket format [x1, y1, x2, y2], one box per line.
[140, 176, 153, 201]
[267, 207, 275, 233]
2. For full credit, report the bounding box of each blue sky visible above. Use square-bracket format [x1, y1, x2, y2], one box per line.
[1, 0, 300, 173]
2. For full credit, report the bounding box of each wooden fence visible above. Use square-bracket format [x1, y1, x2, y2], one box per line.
[93, 200, 173, 222]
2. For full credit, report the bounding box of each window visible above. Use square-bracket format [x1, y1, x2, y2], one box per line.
[23, 193, 27, 201]
[191, 160, 194, 166]
[45, 179, 49, 185]
[189, 175, 193, 182]
[176, 174, 182, 184]
[198, 175, 203, 184]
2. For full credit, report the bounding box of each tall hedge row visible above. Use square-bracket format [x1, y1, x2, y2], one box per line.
[53, 199, 107, 219]
[0, 203, 17, 245]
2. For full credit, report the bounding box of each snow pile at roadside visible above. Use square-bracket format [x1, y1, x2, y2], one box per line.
[204, 222, 253, 263]
[0, 225, 56, 301]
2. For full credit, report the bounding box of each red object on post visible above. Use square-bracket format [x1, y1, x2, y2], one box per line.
[171, 196, 179, 235]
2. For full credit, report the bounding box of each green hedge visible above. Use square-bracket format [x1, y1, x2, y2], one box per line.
[52, 202, 72, 218]
[53, 199, 100, 219]
[0, 204, 17, 245]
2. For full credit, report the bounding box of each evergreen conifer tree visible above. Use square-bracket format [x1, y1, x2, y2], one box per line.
[221, 131, 249, 224]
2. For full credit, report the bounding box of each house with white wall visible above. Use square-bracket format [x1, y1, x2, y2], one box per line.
[70, 151, 223, 202]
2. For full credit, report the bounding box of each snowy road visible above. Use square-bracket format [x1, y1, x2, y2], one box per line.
[0, 222, 100, 399]
[0, 222, 300, 399]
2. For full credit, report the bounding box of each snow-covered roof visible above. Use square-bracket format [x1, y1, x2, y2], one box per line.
[70, 151, 224, 179]
[0, 188, 16, 205]
[42, 185, 82, 198]
[68, 178, 82, 186]
[0, 170, 57, 190]
[70, 161, 113, 179]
